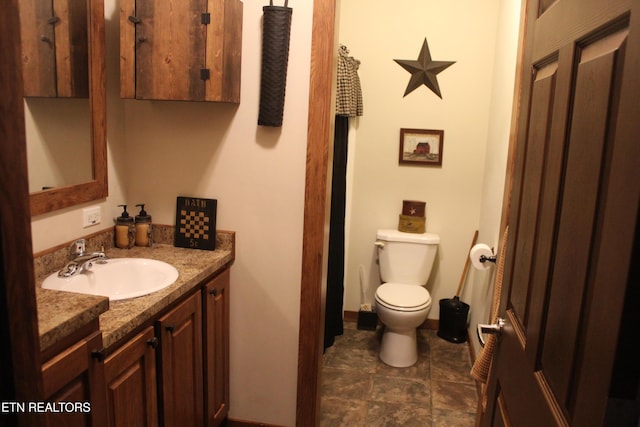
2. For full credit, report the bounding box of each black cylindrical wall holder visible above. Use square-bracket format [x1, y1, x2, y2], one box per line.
[258, 0, 292, 127]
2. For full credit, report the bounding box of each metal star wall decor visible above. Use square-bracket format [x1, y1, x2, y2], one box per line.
[394, 38, 456, 98]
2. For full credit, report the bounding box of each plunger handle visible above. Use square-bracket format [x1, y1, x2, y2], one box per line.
[455, 230, 479, 297]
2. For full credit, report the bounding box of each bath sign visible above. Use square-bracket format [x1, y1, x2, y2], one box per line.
[174, 196, 217, 250]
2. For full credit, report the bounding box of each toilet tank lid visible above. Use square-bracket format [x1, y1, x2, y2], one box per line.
[376, 229, 440, 244]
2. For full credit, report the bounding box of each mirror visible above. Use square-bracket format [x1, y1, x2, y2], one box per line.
[24, 98, 92, 193]
[22, 0, 107, 216]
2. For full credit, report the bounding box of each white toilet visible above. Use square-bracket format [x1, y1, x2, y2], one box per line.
[374, 229, 440, 367]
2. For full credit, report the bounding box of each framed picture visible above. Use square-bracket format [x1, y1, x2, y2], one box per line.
[399, 128, 444, 166]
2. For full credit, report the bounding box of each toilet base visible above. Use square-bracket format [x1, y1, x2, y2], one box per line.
[379, 327, 418, 368]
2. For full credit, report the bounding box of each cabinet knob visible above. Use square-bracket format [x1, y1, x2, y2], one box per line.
[128, 15, 141, 24]
[91, 350, 105, 362]
[146, 337, 158, 349]
[209, 288, 219, 296]
[137, 36, 147, 43]
[165, 325, 175, 333]
[48, 16, 60, 25]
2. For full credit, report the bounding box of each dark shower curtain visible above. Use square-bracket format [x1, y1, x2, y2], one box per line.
[324, 115, 349, 350]
[324, 45, 362, 351]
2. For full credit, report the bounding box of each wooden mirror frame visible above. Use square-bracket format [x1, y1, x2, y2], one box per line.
[29, 0, 107, 216]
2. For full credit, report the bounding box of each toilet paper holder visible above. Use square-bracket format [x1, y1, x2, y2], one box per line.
[470, 243, 497, 270]
[479, 253, 496, 264]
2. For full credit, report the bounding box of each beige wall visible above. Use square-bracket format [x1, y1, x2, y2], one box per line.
[339, 0, 521, 359]
[466, 0, 522, 359]
[339, 0, 500, 318]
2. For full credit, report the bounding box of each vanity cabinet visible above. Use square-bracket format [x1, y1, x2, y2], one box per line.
[204, 268, 230, 426]
[120, 0, 243, 103]
[18, 0, 89, 98]
[41, 330, 107, 427]
[103, 327, 158, 427]
[71, 266, 231, 426]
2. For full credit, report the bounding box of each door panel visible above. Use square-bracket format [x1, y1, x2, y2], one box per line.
[510, 60, 557, 324]
[543, 28, 628, 406]
[485, 0, 640, 425]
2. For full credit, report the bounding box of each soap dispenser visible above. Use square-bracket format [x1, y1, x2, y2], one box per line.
[115, 205, 135, 249]
[135, 203, 153, 247]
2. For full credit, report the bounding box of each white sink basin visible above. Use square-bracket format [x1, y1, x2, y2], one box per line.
[42, 258, 179, 301]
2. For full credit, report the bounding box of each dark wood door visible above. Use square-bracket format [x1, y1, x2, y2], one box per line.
[484, 0, 640, 426]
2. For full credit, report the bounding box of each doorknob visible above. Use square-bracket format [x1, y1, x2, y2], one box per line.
[476, 317, 505, 347]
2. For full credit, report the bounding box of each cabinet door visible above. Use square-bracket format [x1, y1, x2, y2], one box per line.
[204, 268, 230, 426]
[104, 326, 158, 427]
[204, 0, 243, 103]
[120, 0, 242, 102]
[157, 291, 204, 426]
[19, 0, 89, 97]
[41, 331, 107, 427]
[123, 0, 207, 101]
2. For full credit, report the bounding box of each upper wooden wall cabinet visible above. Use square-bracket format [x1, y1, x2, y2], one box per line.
[120, 0, 243, 103]
[19, 0, 89, 98]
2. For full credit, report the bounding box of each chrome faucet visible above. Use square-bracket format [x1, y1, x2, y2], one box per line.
[58, 239, 108, 278]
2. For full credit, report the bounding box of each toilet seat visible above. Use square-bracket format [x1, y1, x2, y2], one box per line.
[375, 283, 431, 312]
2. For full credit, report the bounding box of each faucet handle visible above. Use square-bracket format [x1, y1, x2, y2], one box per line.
[69, 239, 86, 258]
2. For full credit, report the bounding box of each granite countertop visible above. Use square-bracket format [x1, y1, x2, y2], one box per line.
[36, 230, 234, 352]
[36, 288, 110, 351]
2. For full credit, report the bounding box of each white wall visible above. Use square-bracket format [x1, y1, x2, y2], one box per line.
[339, 0, 500, 319]
[31, 1, 312, 425]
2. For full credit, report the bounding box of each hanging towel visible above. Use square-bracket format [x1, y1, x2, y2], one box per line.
[470, 226, 509, 408]
[336, 45, 363, 117]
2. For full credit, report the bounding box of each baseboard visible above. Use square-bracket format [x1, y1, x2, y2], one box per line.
[228, 418, 286, 427]
[343, 310, 438, 330]
[343, 310, 360, 323]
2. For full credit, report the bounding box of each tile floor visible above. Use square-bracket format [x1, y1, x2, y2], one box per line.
[320, 322, 478, 427]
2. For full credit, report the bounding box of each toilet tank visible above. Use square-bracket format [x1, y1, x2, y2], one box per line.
[376, 229, 440, 285]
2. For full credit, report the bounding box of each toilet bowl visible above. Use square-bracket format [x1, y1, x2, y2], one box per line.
[374, 229, 439, 367]
[375, 283, 432, 367]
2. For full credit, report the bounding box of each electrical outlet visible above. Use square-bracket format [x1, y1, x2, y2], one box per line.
[83, 206, 101, 228]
